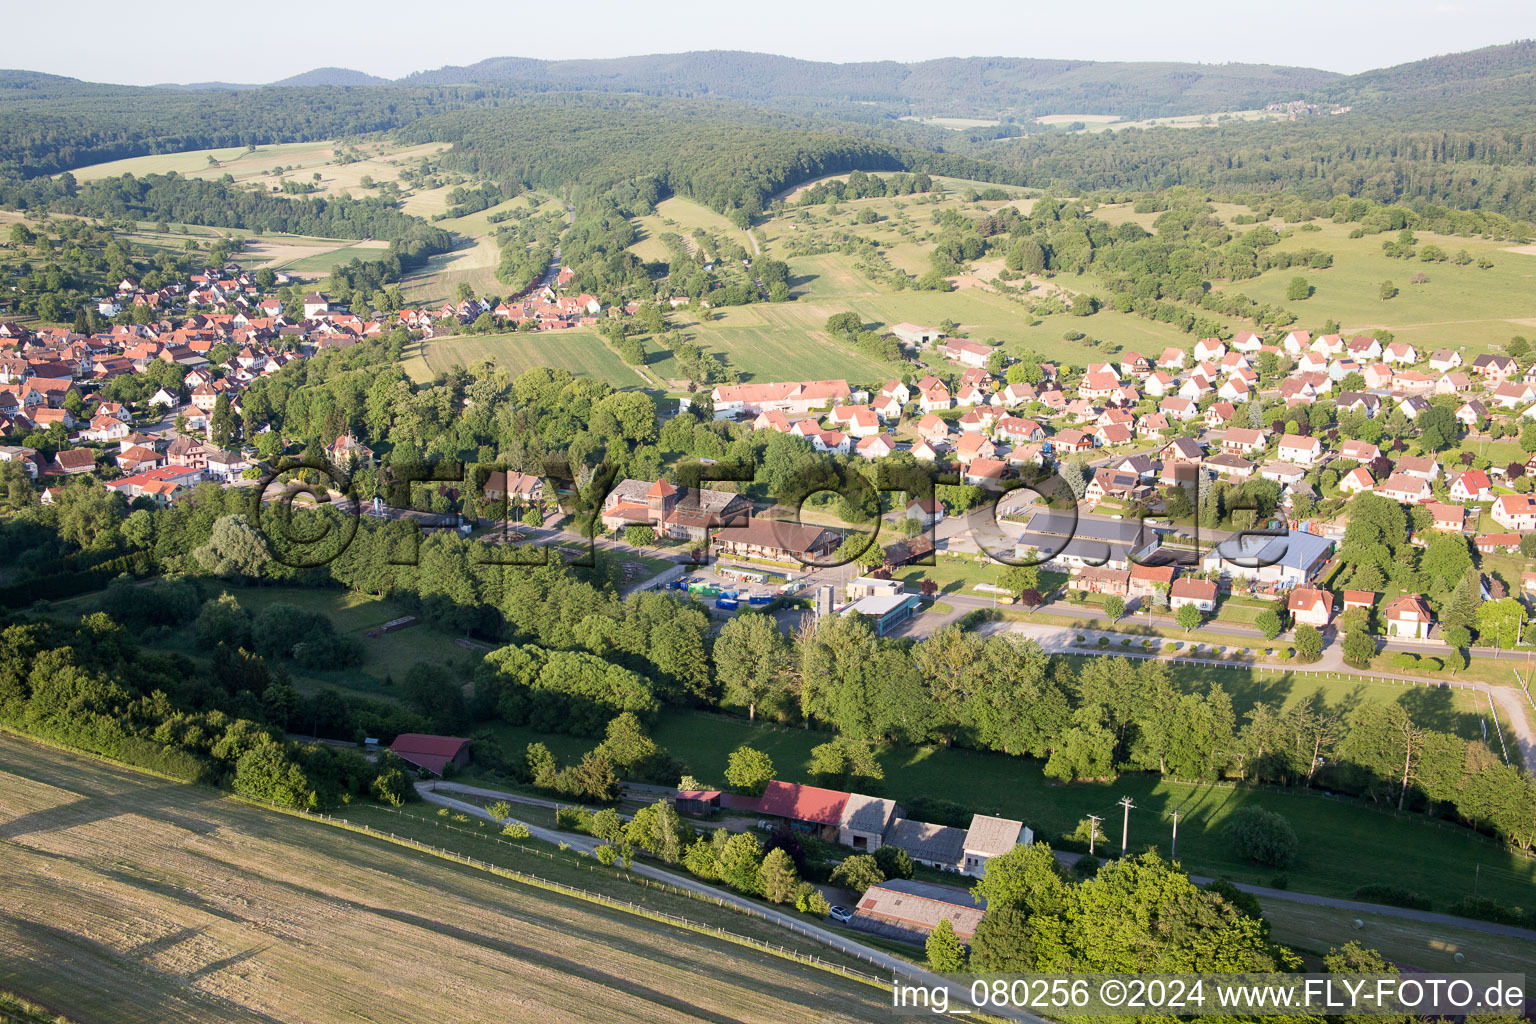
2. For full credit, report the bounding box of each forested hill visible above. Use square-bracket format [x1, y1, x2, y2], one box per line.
[398, 95, 1024, 217]
[397, 51, 1341, 120]
[0, 76, 514, 178]
[1309, 39, 1536, 112]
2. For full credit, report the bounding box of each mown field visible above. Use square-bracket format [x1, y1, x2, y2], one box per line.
[1260, 899, 1536, 974]
[474, 705, 1536, 911]
[0, 734, 890, 1024]
[402, 330, 646, 387]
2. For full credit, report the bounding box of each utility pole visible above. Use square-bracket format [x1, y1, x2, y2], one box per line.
[1170, 809, 1180, 861]
[1118, 796, 1136, 857]
[1086, 814, 1103, 857]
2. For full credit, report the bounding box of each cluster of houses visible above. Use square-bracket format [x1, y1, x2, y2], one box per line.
[674, 778, 1031, 942]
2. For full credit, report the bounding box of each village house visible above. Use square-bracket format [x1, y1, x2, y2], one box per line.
[1395, 455, 1440, 482]
[1428, 349, 1462, 372]
[1276, 434, 1322, 466]
[1128, 562, 1175, 599]
[1287, 587, 1333, 628]
[1085, 468, 1151, 504]
[1169, 577, 1217, 612]
[1455, 400, 1487, 428]
[482, 470, 543, 507]
[1472, 354, 1518, 381]
[1385, 595, 1433, 639]
[1449, 470, 1492, 504]
[1426, 502, 1466, 533]
[1069, 566, 1131, 597]
[1221, 427, 1266, 456]
[1492, 493, 1536, 532]
[1378, 472, 1432, 505]
[962, 458, 1006, 489]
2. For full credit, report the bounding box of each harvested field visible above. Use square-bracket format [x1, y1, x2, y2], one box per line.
[0, 734, 888, 1024]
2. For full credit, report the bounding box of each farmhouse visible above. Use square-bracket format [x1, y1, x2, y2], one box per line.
[939, 339, 991, 368]
[838, 794, 903, 851]
[962, 815, 1033, 878]
[884, 818, 967, 872]
[710, 379, 852, 417]
[890, 322, 942, 347]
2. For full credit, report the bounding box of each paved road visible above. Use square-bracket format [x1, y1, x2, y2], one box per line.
[415, 781, 1049, 1023]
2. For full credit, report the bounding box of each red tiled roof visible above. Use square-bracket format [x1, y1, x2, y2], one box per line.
[389, 733, 469, 775]
[753, 780, 848, 825]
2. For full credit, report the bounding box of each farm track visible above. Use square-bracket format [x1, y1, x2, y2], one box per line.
[0, 734, 894, 1024]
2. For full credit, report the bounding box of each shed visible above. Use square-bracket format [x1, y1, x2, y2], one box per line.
[851, 879, 986, 944]
[673, 790, 722, 815]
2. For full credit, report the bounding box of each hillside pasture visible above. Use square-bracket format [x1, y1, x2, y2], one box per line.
[68, 141, 336, 182]
[1212, 216, 1536, 353]
[0, 734, 889, 1024]
[274, 239, 390, 276]
[403, 330, 645, 387]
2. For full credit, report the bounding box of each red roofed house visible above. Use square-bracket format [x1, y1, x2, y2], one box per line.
[753, 780, 849, 840]
[1342, 590, 1375, 613]
[1449, 470, 1492, 504]
[389, 734, 470, 776]
[1287, 587, 1334, 628]
[1426, 502, 1465, 533]
[1385, 595, 1433, 640]
[1493, 493, 1536, 532]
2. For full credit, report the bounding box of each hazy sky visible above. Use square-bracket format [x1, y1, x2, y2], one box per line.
[17, 0, 1535, 85]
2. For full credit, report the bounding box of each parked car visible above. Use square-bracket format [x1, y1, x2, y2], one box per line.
[828, 905, 853, 923]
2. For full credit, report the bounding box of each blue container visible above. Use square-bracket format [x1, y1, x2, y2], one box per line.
[715, 598, 739, 610]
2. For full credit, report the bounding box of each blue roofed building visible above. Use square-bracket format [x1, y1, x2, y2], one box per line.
[1201, 530, 1334, 588]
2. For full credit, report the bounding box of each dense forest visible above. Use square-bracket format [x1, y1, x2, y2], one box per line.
[398, 95, 1021, 219]
[397, 51, 1340, 120]
[0, 73, 520, 177]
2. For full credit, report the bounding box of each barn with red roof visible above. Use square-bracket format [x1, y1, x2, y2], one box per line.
[753, 780, 849, 839]
[389, 734, 470, 776]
